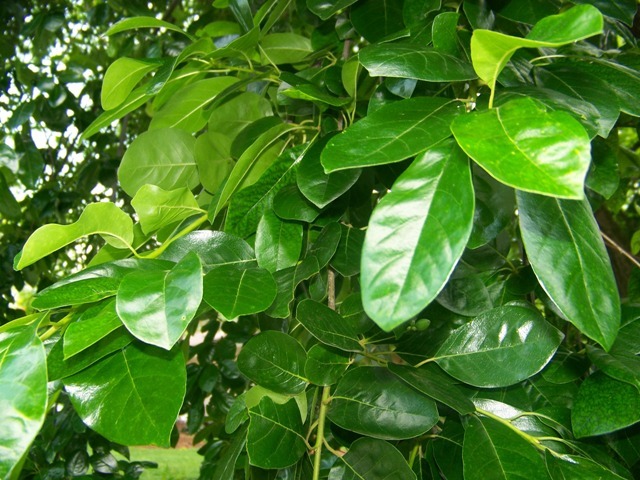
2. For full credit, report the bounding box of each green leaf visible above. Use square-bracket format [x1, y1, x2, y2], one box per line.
[32, 259, 174, 310]
[0, 173, 21, 220]
[435, 305, 564, 388]
[266, 256, 320, 318]
[63, 300, 122, 358]
[237, 331, 307, 395]
[321, 97, 462, 172]
[208, 92, 273, 140]
[261, 33, 312, 65]
[452, 97, 591, 199]
[213, 425, 247, 480]
[247, 397, 306, 469]
[297, 135, 361, 208]
[0, 326, 47, 480]
[308, 222, 342, 269]
[304, 344, 351, 386]
[106, 16, 191, 37]
[64, 343, 186, 446]
[517, 192, 621, 350]
[463, 415, 548, 480]
[328, 437, 417, 480]
[203, 264, 277, 318]
[226, 146, 301, 237]
[296, 299, 362, 352]
[118, 128, 198, 197]
[272, 184, 321, 222]
[116, 252, 203, 350]
[350, 0, 405, 43]
[15, 202, 134, 270]
[255, 210, 303, 273]
[388, 364, 475, 415]
[101, 57, 160, 110]
[160, 230, 256, 272]
[360, 44, 477, 82]
[195, 132, 234, 194]
[587, 345, 640, 391]
[149, 77, 239, 132]
[330, 225, 365, 277]
[572, 0, 636, 25]
[545, 452, 629, 480]
[470, 5, 603, 100]
[361, 141, 474, 331]
[497, 0, 560, 24]
[131, 185, 202, 234]
[572, 371, 640, 438]
[432, 12, 460, 55]
[328, 366, 439, 440]
[306, 0, 359, 20]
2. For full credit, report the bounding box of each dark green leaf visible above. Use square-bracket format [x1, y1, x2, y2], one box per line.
[435, 305, 564, 388]
[255, 210, 303, 273]
[307, 0, 359, 20]
[308, 223, 342, 270]
[64, 343, 186, 446]
[266, 256, 320, 318]
[545, 451, 628, 480]
[304, 344, 351, 386]
[0, 173, 21, 219]
[572, 0, 636, 25]
[321, 97, 462, 172]
[361, 141, 474, 330]
[350, 0, 405, 43]
[330, 224, 364, 277]
[237, 331, 307, 395]
[587, 345, 640, 390]
[328, 366, 439, 440]
[63, 300, 122, 358]
[296, 299, 362, 352]
[273, 184, 321, 222]
[517, 192, 620, 350]
[213, 425, 247, 480]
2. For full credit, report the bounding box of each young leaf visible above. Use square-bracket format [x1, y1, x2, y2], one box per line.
[0, 326, 47, 480]
[451, 97, 591, 199]
[435, 305, 564, 388]
[64, 343, 186, 447]
[517, 192, 621, 350]
[361, 140, 474, 331]
[321, 97, 462, 172]
[14, 202, 134, 270]
[101, 57, 161, 110]
[116, 252, 203, 350]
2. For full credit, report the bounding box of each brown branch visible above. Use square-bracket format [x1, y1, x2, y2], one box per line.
[601, 231, 640, 270]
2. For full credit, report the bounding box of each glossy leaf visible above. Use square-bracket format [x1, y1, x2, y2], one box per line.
[360, 44, 477, 82]
[587, 345, 640, 390]
[0, 326, 47, 480]
[101, 57, 160, 110]
[350, 0, 405, 43]
[118, 128, 198, 197]
[545, 452, 629, 480]
[572, 371, 640, 438]
[463, 415, 548, 480]
[330, 224, 364, 277]
[272, 184, 320, 222]
[261, 33, 312, 64]
[328, 437, 417, 480]
[237, 331, 307, 395]
[328, 367, 439, 440]
[255, 210, 303, 273]
[64, 343, 186, 447]
[467, 168, 514, 248]
[131, 185, 202, 234]
[247, 397, 306, 469]
[321, 97, 462, 172]
[296, 299, 362, 352]
[517, 192, 620, 350]
[572, 0, 636, 25]
[435, 305, 564, 387]
[32, 259, 174, 310]
[15, 202, 134, 270]
[116, 252, 203, 350]
[266, 256, 320, 318]
[304, 344, 351, 386]
[308, 222, 342, 269]
[361, 141, 474, 330]
[389, 363, 475, 415]
[63, 300, 122, 358]
[307, 0, 358, 20]
[470, 5, 603, 97]
[149, 77, 239, 132]
[452, 97, 591, 199]
[203, 264, 277, 318]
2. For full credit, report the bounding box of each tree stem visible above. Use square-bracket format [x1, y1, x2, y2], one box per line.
[601, 231, 640, 269]
[313, 386, 331, 480]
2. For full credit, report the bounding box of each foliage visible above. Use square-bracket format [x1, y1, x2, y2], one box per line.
[3, 0, 640, 479]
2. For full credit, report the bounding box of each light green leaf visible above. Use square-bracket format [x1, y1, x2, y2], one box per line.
[247, 397, 306, 469]
[116, 252, 203, 350]
[572, 371, 640, 438]
[360, 44, 476, 82]
[435, 305, 564, 388]
[328, 367, 439, 440]
[101, 57, 160, 110]
[470, 4, 603, 102]
[118, 128, 198, 197]
[328, 438, 417, 480]
[296, 299, 362, 352]
[237, 330, 307, 395]
[195, 132, 234, 194]
[149, 77, 239, 132]
[362, 141, 474, 331]
[63, 300, 122, 359]
[0, 326, 47, 480]
[203, 264, 277, 318]
[14, 202, 134, 270]
[451, 97, 591, 199]
[321, 97, 462, 172]
[463, 415, 548, 480]
[131, 184, 203, 235]
[517, 192, 620, 350]
[208, 92, 273, 140]
[260, 33, 312, 65]
[255, 210, 303, 273]
[64, 343, 186, 446]
[106, 16, 191, 38]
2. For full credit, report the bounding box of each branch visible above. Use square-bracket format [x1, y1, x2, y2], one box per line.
[601, 231, 640, 270]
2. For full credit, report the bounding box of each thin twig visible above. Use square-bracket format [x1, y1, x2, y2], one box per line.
[601, 231, 640, 269]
